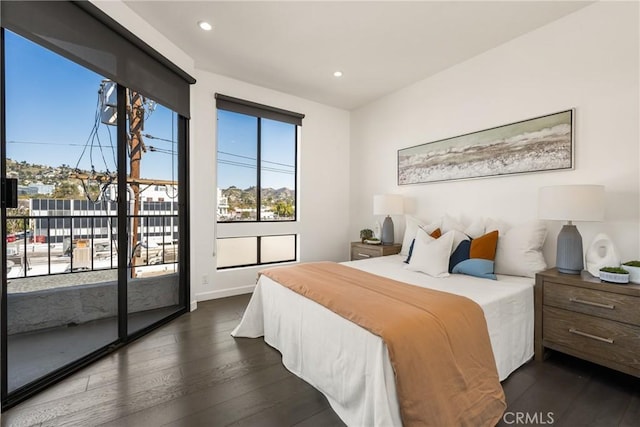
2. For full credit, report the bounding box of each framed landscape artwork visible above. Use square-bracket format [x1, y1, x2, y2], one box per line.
[397, 109, 574, 185]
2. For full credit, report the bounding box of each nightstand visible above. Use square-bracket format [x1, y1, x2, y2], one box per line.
[350, 242, 401, 261]
[535, 268, 640, 378]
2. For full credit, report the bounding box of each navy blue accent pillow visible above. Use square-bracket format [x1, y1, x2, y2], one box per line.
[448, 239, 470, 273]
[404, 239, 415, 263]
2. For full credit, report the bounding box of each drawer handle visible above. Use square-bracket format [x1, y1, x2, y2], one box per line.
[569, 328, 614, 344]
[357, 253, 371, 258]
[569, 297, 615, 310]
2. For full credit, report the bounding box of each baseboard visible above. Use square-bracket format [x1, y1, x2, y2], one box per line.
[190, 300, 198, 311]
[196, 284, 256, 302]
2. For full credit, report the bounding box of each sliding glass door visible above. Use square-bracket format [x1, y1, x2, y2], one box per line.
[3, 30, 120, 394]
[125, 91, 184, 334]
[0, 5, 191, 407]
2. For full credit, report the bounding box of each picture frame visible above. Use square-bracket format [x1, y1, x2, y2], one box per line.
[397, 109, 574, 185]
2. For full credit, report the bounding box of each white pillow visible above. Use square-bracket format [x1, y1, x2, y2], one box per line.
[464, 217, 486, 239]
[400, 215, 440, 256]
[485, 217, 510, 235]
[494, 220, 548, 278]
[406, 229, 455, 277]
[441, 214, 465, 234]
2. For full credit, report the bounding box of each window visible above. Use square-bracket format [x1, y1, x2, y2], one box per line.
[215, 95, 303, 269]
[216, 95, 302, 223]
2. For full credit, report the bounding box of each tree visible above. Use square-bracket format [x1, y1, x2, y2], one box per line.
[274, 201, 294, 218]
[52, 181, 81, 199]
[6, 206, 30, 234]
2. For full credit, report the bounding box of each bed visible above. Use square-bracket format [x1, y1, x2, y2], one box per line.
[231, 254, 534, 426]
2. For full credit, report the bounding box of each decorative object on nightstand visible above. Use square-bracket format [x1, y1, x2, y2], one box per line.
[359, 228, 374, 243]
[598, 266, 630, 284]
[373, 194, 403, 246]
[535, 268, 640, 378]
[538, 185, 605, 274]
[622, 261, 640, 284]
[350, 241, 401, 261]
[585, 233, 621, 277]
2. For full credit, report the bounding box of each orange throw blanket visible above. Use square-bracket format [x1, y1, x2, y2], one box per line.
[261, 262, 506, 427]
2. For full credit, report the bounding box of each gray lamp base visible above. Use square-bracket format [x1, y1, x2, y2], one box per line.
[556, 224, 583, 274]
[381, 216, 394, 246]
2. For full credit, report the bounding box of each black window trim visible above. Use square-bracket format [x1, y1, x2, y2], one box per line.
[216, 94, 301, 224]
[215, 94, 304, 126]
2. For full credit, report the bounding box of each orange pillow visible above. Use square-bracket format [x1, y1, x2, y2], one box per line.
[469, 230, 498, 260]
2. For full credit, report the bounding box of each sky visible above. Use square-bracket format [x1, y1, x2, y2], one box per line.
[4, 29, 296, 192]
[217, 110, 296, 190]
[4, 30, 178, 181]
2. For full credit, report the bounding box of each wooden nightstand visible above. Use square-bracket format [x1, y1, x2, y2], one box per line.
[535, 268, 640, 378]
[350, 242, 401, 261]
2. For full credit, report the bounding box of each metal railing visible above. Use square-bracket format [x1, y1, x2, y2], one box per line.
[6, 214, 178, 278]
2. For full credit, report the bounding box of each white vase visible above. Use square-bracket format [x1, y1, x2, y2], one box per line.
[585, 233, 621, 277]
[622, 264, 640, 284]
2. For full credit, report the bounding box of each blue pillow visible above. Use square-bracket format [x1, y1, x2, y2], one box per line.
[448, 231, 499, 280]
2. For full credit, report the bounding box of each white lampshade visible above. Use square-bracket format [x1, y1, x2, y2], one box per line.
[373, 194, 403, 216]
[538, 185, 605, 222]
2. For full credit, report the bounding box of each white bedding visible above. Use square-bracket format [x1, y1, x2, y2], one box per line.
[231, 255, 534, 426]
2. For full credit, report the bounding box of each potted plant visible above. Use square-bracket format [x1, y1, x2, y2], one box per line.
[599, 266, 630, 284]
[622, 261, 640, 284]
[360, 229, 373, 243]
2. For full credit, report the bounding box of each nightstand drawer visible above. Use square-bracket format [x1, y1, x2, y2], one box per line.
[351, 246, 382, 260]
[543, 306, 640, 370]
[350, 242, 401, 261]
[544, 281, 640, 326]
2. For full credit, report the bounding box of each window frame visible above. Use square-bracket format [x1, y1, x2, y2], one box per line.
[215, 95, 303, 270]
[216, 95, 301, 224]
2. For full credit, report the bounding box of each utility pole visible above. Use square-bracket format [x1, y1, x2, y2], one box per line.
[128, 91, 146, 278]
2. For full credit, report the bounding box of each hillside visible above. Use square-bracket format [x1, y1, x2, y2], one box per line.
[7, 159, 294, 209]
[221, 186, 294, 212]
[6, 158, 79, 187]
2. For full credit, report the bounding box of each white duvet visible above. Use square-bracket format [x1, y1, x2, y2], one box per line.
[231, 255, 534, 426]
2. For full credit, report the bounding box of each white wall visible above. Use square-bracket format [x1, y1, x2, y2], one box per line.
[191, 72, 350, 301]
[350, 1, 640, 265]
[92, 1, 351, 304]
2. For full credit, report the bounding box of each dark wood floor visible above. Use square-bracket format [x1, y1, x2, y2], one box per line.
[2, 294, 638, 426]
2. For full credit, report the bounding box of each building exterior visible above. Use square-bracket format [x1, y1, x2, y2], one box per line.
[28, 184, 178, 245]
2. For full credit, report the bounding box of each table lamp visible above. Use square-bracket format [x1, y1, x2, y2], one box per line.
[373, 194, 403, 245]
[538, 185, 605, 274]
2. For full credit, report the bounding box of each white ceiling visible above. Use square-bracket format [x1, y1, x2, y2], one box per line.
[124, 1, 591, 110]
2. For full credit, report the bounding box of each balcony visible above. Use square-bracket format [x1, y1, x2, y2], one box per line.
[7, 213, 180, 327]
[5, 213, 182, 391]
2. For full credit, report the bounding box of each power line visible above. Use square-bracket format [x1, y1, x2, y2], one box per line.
[148, 146, 176, 155]
[7, 140, 101, 147]
[218, 159, 294, 175]
[218, 151, 294, 168]
[143, 133, 176, 144]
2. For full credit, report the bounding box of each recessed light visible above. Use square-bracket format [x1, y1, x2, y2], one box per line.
[333, 71, 343, 78]
[198, 21, 213, 31]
